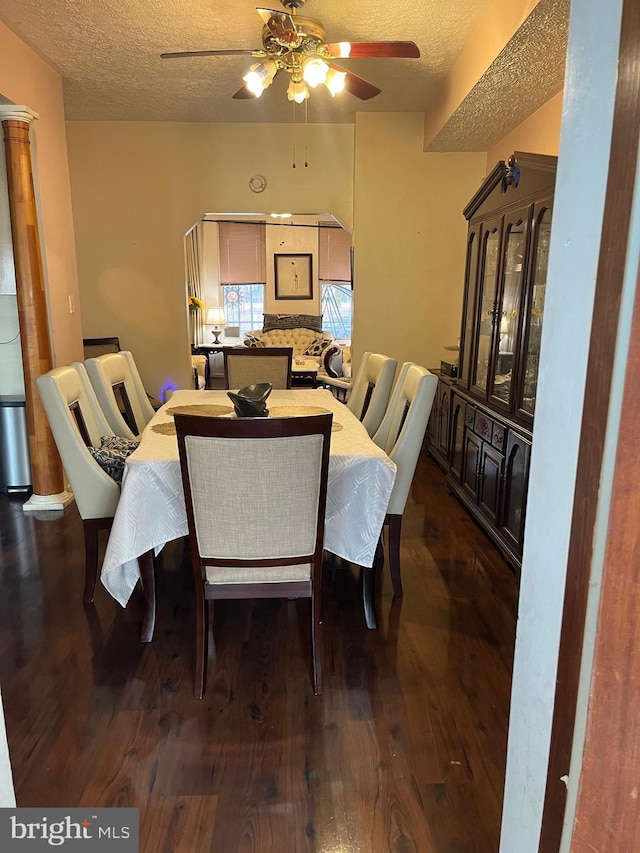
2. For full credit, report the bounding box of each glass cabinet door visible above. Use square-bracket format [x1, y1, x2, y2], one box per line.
[499, 431, 531, 552]
[520, 205, 552, 418]
[459, 227, 480, 388]
[472, 221, 501, 395]
[490, 211, 528, 408]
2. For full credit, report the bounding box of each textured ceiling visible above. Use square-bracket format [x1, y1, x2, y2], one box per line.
[427, 0, 570, 151]
[0, 0, 568, 146]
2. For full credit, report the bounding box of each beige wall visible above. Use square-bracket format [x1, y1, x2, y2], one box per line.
[352, 112, 486, 372]
[66, 121, 354, 395]
[1, 6, 562, 400]
[486, 90, 563, 170]
[0, 20, 82, 368]
[265, 225, 319, 314]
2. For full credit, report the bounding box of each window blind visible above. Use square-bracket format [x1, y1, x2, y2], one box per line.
[218, 222, 266, 284]
[318, 225, 352, 283]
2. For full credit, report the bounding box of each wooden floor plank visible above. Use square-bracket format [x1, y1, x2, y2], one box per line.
[0, 451, 518, 851]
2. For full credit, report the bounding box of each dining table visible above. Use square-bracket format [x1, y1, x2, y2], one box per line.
[100, 387, 397, 639]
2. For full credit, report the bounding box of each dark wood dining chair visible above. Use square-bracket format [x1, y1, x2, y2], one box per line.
[222, 346, 293, 390]
[175, 411, 332, 698]
[82, 336, 121, 359]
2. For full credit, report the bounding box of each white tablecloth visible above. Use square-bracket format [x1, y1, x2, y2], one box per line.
[101, 388, 396, 607]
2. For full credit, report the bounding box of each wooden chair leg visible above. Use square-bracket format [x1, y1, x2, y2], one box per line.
[82, 519, 99, 604]
[138, 549, 156, 643]
[194, 586, 208, 699]
[387, 513, 404, 599]
[311, 586, 323, 694]
[375, 529, 385, 563]
[362, 565, 378, 629]
[82, 517, 112, 604]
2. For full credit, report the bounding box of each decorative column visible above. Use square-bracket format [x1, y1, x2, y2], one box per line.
[0, 106, 72, 511]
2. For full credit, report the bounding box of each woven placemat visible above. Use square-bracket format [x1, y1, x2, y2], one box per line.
[166, 404, 233, 417]
[269, 405, 343, 432]
[151, 422, 177, 436]
[152, 406, 342, 435]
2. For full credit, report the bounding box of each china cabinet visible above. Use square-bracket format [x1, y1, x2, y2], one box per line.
[427, 152, 556, 570]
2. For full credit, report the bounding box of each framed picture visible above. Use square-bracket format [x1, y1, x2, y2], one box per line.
[274, 253, 313, 300]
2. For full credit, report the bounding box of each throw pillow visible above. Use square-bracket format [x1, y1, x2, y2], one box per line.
[263, 313, 323, 332]
[90, 435, 140, 483]
[244, 334, 265, 348]
[304, 337, 332, 357]
[100, 435, 140, 456]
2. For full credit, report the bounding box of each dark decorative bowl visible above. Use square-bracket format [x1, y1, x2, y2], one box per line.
[227, 382, 272, 417]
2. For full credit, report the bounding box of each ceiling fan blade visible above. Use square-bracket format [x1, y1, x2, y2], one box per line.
[161, 49, 258, 59]
[324, 41, 420, 59]
[328, 62, 381, 100]
[232, 85, 257, 99]
[256, 8, 299, 45]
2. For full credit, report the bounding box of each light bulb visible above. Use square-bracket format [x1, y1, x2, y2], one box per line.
[243, 69, 264, 97]
[287, 79, 309, 103]
[302, 56, 328, 88]
[324, 68, 347, 97]
[243, 60, 277, 97]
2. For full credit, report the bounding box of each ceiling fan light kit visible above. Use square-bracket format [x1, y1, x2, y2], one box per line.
[287, 78, 309, 103]
[302, 55, 328, 87]
[243, 59, 278, 97]
[324, 67, 347, 97]
[161, 0, 419, 104]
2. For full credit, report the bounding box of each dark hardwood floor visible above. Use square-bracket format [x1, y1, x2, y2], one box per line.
[0, 450, 518, 852]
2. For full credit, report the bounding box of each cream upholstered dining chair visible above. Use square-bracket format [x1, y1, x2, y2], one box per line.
[373, 363, 438, 598]
[174, 412, 332, 698]
[37, 363, 122, 604]
[191, 354, 208, 389]
[83, 339, 162, 410]
[223, 346, 293, 390]
[83, 350, 156, 439]
[344, 352, 398, 437]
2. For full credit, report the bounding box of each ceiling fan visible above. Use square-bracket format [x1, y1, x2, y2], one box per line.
[161, 0, 420, 103]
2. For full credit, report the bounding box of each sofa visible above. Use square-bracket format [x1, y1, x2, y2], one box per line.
[244, 314, 340, 365]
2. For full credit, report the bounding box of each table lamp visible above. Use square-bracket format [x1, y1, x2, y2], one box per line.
[206, 307, 227, 345]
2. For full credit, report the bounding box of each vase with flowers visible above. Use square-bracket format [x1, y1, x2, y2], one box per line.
[188, 294, 204, 344]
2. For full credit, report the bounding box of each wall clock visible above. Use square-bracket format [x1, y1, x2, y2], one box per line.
[249, 175, 267, 193]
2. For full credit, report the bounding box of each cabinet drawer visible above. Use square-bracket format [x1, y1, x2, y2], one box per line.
[474, 410, 493, 441]
[491, 422, 506, 451]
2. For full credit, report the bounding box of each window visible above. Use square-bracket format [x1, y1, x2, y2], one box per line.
[218, 222, 266, 283]
[222, 284, 264, 335]
[319, 225, 352, 339]
[219, 222, 266, 334]
[322, 283, 352, 340]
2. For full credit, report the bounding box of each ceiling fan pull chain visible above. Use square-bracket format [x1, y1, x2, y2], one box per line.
[304, 99, 308, 168]
[292, 99, 297, 168]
